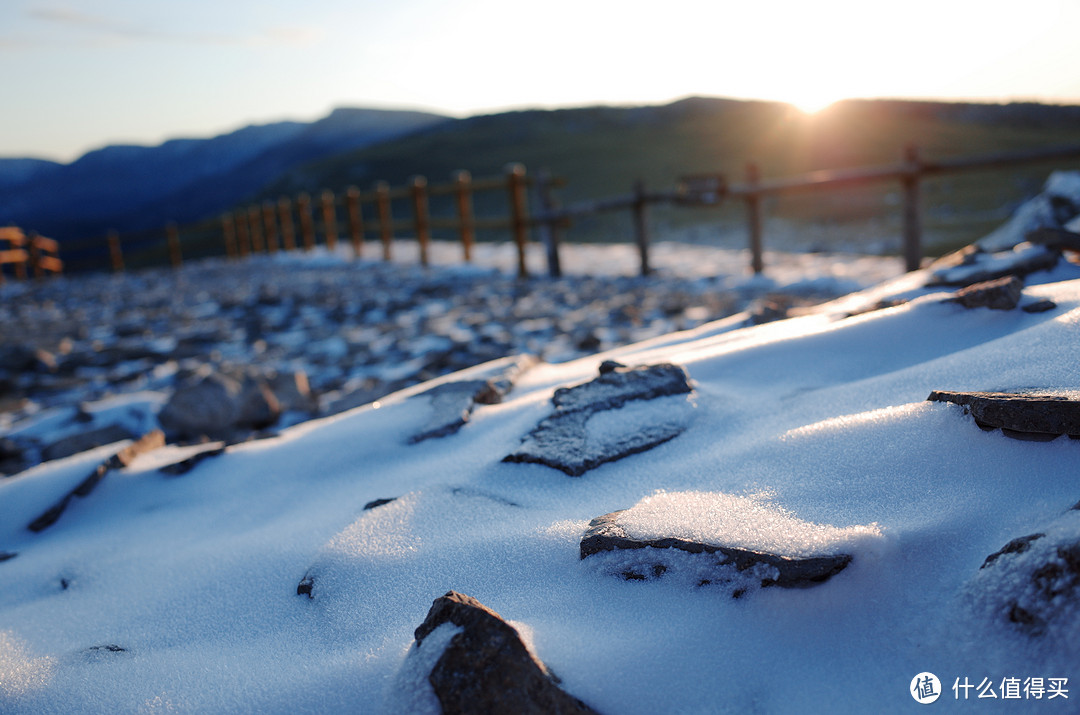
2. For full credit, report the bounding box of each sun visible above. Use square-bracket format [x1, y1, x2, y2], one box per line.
[786, 91, 843, 115]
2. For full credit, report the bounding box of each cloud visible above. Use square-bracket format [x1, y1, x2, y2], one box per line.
[25, 5, 321, 47]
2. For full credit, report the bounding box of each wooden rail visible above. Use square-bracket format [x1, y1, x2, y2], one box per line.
[0, 227, 63, 284]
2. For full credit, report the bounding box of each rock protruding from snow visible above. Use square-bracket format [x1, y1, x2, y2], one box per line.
[28, 430, 165, 532]
[1027, 226, 1080, 253]
[947, 275, 1024, 310]
[928, 390, 1080, 440]
[409, 354, 539, 444]
[503, 362, 695, 476]
[968, 510, 1080, 638]
[158, 443, 227, 476]
[580, 503, 856, 590]
[927, 243, 1059, 287]
[411, 591, 599, 715]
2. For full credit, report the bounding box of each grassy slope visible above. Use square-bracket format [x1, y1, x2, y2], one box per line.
[260, 97, 1080, 256]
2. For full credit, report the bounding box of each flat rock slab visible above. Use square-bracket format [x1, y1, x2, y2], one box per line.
[947, 275, 1024, 310]
[580, 511, 852, 589]
[28, 430, 164, 532]
[504, 362, 695, 476]
[413, 591, 598, 715]
[42, 423, 137, 463]
[928, 390, 1080, 438]
[409, 354, 539, 444]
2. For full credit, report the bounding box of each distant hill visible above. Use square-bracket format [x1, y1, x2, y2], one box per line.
[0, 108, 450, 240]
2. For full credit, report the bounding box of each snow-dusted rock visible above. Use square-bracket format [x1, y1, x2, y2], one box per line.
[968, 510, 1080, 640]
[410, 591, 599, 715]
[503, 362, 695, 476]
[581, 492, 878, 591]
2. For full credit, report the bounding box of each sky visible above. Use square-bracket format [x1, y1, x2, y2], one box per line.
[3, 0, 1080, 163]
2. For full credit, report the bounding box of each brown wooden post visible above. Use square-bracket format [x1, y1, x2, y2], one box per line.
[375, 181, 393, 261]
[107, 230, 125, 272]
[745, 163, 764, 274]
[248, 206, 265, 253]
[235, 210, 251, 257]
[320, 190, 338, 252]
[346, 186, 364, 259]
[221, 215, 237, 259]
[28, 231, 42, 279]
[261, 201, 279, 254]
[296, 193, 315, 251]
[902, 144, 923, 272]
[277, 197, 296, 252]
[535, 169, 562, 278]
[411, 176, 431, 267]
[506, 163, 529, 278]
[454, 170, 475, 262]
[166, 223, 182, 269]
[632, 179, 651, 277]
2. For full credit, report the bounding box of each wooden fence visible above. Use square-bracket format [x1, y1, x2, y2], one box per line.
[36, 143, 1080, 279]
[0, 227, 63, 284]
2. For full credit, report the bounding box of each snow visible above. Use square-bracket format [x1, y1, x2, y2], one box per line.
[617, 491, 882, 559]
[3, 218, 1080, 711]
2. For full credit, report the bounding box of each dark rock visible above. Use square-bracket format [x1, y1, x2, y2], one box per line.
[982, 533, 1045, 568]
[0, 437, 27, 476]
[928, 245, 1060, 287]
[504, 362, 695, 476]
[158, 373, 244, 440]
[1022, 299, 1057, 313]
[235, 375, 281, 430]
[413, 591, 599, 715]
[1026, 226, 1080, 252]
[580, 511, 852, 589]
[159, 443, 227, 476]
[268, 370, 317, 413]
[363, 497, 397, 510]
[41, 423, 137, 463]
[928, 390, 1080, 438]
[973, 517, 1080, 637]
[28, 431, 164, 533]
[0, 551, 16, 563]
[297, 572, 314, 598]
[948, 275, 1024, 310]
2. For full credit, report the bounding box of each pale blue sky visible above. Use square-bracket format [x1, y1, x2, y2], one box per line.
[4, 0, 1080, 162]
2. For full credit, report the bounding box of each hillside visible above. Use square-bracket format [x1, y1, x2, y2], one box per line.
[0, 108, 450, 240]
[266, 97, 1080, 254]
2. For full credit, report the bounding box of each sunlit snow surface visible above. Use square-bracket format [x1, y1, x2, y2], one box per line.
[3, 246, 1080, 712]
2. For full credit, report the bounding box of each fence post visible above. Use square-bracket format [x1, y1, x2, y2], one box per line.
[411, 176, 431, 267]
[535, 169, 562, 278]
[376, 181, 393, 261]
[346, 186, 364, 259]
[278, 197, 296, 252]
[745, 163, 764, 274]
[296, 193, 315, 251]
[321, 190, 338, 252]
[235, 210, 250, 257]
[902, 144, 923, 272]
[248, 206, 265, 253]
[166, 223, 183, 269]
[454, 170, 475, 262]
[506, 163, 530, 278]
[632, 179, 651, 277]
[221, 215, 237, 259]
[261, 202, 279, 254]
[107, 230, 125, 272]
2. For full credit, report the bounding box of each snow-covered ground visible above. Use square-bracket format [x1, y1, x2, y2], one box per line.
[3, 174, 1080, 712]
